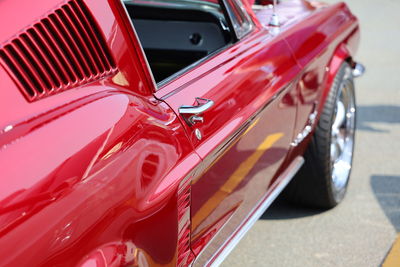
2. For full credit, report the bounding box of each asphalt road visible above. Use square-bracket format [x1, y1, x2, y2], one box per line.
[222, 0, 400, 266]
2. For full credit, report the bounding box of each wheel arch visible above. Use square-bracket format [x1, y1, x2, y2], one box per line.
[320, 24, 360, 116]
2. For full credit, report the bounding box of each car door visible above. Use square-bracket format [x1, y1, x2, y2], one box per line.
[151, 1, 300, 264]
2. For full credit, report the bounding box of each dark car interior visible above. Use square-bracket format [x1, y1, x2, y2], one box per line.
[123, 0, 233, 83]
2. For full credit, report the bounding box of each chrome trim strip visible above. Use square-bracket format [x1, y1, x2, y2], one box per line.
[291, 109, 318, 147]
[208, 156, 305, 267]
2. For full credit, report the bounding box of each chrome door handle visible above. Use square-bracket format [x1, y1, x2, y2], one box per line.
[179, 98, 214, 126]
[179, 98, 214, 114]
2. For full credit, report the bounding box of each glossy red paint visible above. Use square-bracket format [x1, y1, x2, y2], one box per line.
[0, 0, 360, 266]
[280, 2, 360, 160]
[156, 24, 299, 264]
[0, 0, 197, 266]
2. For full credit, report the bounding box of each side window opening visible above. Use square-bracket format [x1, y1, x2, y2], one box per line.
[123, 0, 234, 83]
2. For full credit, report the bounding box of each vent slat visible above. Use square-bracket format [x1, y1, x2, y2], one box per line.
[45, 16, 83, 81]
[24, 30, 63, 89]
[38, 20, 78, 84]
[30, 26, 70, 86]
[78, 0, 115, 71]
[69, 5, 106, 73]
[17, 36, 56, 92]
[61, 5, 100, 75]
[4, 45, 42, 97]
[65, 4, 106, 74]
[53, 10, 92, 78]
[0, 0, 116, 102]
[0, 47, 37, 99]
[11, 41, 48, 95]
[70, 1, 113, 71]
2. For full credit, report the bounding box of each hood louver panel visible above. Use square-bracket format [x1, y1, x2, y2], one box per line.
[0, 0, 116, 102]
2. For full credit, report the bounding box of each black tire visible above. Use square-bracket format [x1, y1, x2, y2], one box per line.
[283, 62, 356, 209]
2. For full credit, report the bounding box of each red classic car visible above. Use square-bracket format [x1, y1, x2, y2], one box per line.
[0, 0, 363, 266]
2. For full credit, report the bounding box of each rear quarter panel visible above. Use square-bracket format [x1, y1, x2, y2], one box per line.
[278, 1, 360, 156]
[0, 71, 197, 266]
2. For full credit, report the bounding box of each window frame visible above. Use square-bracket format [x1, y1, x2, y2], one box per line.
[119, 0, 255, 89]
[223, 0, 254, 40]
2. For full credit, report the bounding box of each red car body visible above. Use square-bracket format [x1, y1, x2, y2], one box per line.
[0, 0, 360, 266]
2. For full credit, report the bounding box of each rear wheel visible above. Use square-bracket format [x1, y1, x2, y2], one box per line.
[284, 62, 356, 208]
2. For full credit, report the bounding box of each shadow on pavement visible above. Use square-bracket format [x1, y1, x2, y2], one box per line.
[371, 175, 400, 232]
[259, 196, 324, 220]
[358, 105, 400, 132]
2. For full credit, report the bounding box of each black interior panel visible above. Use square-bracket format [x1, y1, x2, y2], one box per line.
[133, 19, 226, 54]
[124, 1, 232, 83]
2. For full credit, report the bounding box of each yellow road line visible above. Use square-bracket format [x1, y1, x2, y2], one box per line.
[383, 234, 400, 267]
[192, 118, 261, 185]
[192, 132, 284, 229]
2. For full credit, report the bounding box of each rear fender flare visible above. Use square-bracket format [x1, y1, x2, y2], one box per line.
[318, 43, 352, 116]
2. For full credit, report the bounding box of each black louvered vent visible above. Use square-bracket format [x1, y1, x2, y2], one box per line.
[0, 0, 116, 102]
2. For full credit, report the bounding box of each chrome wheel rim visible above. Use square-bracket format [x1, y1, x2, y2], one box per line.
[330, 74, 355, 200]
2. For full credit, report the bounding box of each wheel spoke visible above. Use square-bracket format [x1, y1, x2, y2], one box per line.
[330, 81, 356, 195]
[332, 101, 345, 131]
[337, 134, 345, 153]
[331, 142, 338, 162]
